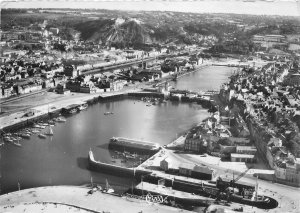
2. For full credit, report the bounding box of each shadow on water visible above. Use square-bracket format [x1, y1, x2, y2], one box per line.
[77, 157, 89, 171]
[96, 143, 110, 150]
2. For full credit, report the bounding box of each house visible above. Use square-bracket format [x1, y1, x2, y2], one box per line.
[160, 157, 173, 171]
[192, 164, 216, 180]
[64, 65, 78, 78]
[178, 163, 194, 176]
[66, 81, 81, 92]
[178, 163, 216, 180]
[236, 146, 257, 155]
[184, 133, 204, 152]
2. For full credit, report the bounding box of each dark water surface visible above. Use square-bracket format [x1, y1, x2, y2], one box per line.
[0, 66, 233, 194]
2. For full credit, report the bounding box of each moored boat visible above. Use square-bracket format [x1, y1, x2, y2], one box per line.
[31, 129, 40, 134]
[19, 133, 30, 139]
[78, 103, 88, 111]
[104, 112, 114, 115]
[55, 117, 66, 123]
[12, 141, 22, 147]
[38, 134, 47, 139]
[45, 126, 54, 136]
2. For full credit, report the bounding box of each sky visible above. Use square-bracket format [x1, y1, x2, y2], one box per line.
[2, 0, 300, 17]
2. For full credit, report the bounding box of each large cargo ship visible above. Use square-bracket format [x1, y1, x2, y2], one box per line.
[109, 137, 160, 153]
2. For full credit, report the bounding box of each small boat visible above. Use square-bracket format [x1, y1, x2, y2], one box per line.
[69, 108, 78, 114]
[146, 104, 151, 107]
[45, 126, 54, 136]
[48, 120, 56, 125]
[4, 137, 13, 143]
[31, 129, 40, 134]
[38, 134, 47, 139]
[38, 122, 49, 127]
[19, 133, 30, 139]
[103, 179, 114, 193]
[104, 112, 114, 115]
[0, 142, 4, 147]
[78, 103, 88, 111]
[55, 117, 66, 123]
[12, 141, 22, 147]
[34, 124, 45, 129]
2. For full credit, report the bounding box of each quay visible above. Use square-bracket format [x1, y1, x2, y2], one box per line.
[88, 150, 152, 178]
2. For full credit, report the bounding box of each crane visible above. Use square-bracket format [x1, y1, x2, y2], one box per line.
[215, 167, 253, 203]
[229, 166, 253, 187]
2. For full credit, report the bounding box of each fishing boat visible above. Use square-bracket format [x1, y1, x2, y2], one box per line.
[34, 124, 46, 129]
[38, 134, 47, 139]
[104, 112, 114, 115]
[55, 117, 66, 123]
[31, 129, 40, 134]
[12, 141, 22, 147]
[19, 133, 30, 139]
[78, 103, 88, 111]
[48, 120, 56, 125]
[69, 108, 78, 114]
[3, 137, 13, 143]
[45, 126, 54, 136]
[38, 122, 49, 127]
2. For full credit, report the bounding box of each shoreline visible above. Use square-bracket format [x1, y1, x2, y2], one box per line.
[0, 185, 193, 213]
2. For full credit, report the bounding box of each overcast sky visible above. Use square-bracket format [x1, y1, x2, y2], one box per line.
[2, 0, 300, 16]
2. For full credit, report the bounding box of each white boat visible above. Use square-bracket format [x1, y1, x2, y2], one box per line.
[103, 179, 114, 193]
[19, 133, 30, 139]
[78, 103, 88, 111]
[12, 141, 22, 147]
[34, 124, 45, 129]
[4, 137, 13, 143]
[48, 120, 56, 125]
[38, 134, 47, 139]
[31, 129, 40, 134]
[45, 126, 54, 136]
[56, 117, 66, 123]
[104, 112, 114, 115]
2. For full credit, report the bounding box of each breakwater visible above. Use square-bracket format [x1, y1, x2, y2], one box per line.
[88, 151, 151, 179]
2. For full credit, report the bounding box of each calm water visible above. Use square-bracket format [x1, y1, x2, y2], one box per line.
[0, 66, 233, 194]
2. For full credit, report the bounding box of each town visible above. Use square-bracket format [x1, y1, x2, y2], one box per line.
[1, 6, 300, 213]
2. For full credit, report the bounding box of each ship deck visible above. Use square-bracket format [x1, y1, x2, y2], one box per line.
[135, 182, 214, 201]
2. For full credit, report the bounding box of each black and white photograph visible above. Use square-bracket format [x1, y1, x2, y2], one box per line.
[0, 0, 300, 212]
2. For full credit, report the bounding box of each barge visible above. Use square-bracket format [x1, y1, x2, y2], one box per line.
[109, 137, 160, 154]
